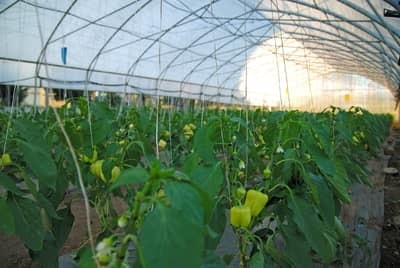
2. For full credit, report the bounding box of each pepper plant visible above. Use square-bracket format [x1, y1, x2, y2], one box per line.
[0, 98, 393, 268]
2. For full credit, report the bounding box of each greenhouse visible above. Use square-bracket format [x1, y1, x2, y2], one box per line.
[0, 0, 399, 267]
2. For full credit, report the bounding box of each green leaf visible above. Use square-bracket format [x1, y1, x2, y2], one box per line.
[91, 102, 114, 121]
[76, 246, 96, 268]
[125, 141, 150, 165]
[37, 193, 61, 220]
[265, 235, 291, 267]
[264, 256, 281, 268]
[18, 140, 57, 190]
[109, 167, 149, 191]
[181, 179, 214, 224]
[250, 251, 264, 268]
[64, 120, 84, 148]
[312, 151, 350, 203]
[164, 180, 204, 223]
[201, 251, 228, 268]
[191, 163, 224, 200]
[91, 120, 113, 145]
[230, 116, 249, 129]
[30, 241, 58, 268]
[205, 203, 226, 250]
[281, 223, 312, 268]
[312, 150, 335, 177]
[8, 196, 44, 251]
[47, 171, 69, 206]
[183, 153, 199, 174]
[333, 158, 349, 184]
[139, 204, 204, 268]
[14, 119, 49, 150]
[53, 207, 74, 248]
[312, 123, 331, 152]
[288, 195, 335, 264]
[0, 198, 15, 233]
[0, 172, 24, 195]
[302, 172, 319, 205]
[193, 126, 216, 164]
[30, 207, 74, 267]
[326, 174, 350, 204]
[281, 149, 297, 182]
[310, 173, 335, 227]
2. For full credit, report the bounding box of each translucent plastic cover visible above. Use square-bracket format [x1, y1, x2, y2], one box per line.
[0, 0, 399, 111]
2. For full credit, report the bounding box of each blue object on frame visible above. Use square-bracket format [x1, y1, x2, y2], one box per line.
[61, 47, 67, 65]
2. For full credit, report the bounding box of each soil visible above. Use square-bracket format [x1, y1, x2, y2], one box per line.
[380, 129, 400, 268]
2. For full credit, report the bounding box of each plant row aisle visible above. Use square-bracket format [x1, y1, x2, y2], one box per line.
[0, 100, 393, 268]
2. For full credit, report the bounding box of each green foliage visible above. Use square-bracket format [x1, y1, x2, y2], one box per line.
[0, 100, 392, 267]
[8, 196, 44, 251]
[139, 204, 204, 268]
[0, 197, 14, 233]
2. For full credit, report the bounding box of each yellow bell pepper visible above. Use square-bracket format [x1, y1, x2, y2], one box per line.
[80, 149, 98, 164]
[244, 190, 269, 216]
[110, 166, 120, 182]
[162, 130, 171, 138]
[184, 129, 194, 136]
[158, 139, 167, 150]
[183, 124, 191, 133]
[230, 206, 251, 228]
[1, 153, 12, 165]
[90, 160, 106, 182]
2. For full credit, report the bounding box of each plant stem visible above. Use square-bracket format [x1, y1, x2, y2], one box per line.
[115, 234, 139, 268]
[132, 181, 152, 220]
[132, 235, 146, 268]
[239, 231, 248, 268]
[51, 107, 99, 267]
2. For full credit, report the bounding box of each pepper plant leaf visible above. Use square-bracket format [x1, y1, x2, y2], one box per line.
[109, 167, 149, 191]
[139, 204, 204, 268]
[288, 195, 335, 264]
[0, 197, 15, 233]
[18, 140, 57, 191]
[164, 180, 204, 223]
[8, 196, 44, 251]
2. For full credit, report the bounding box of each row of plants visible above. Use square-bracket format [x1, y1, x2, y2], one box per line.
[0, 99, 392, 268]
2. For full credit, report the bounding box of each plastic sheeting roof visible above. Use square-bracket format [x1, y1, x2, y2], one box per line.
[0, 0, 399, 107]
